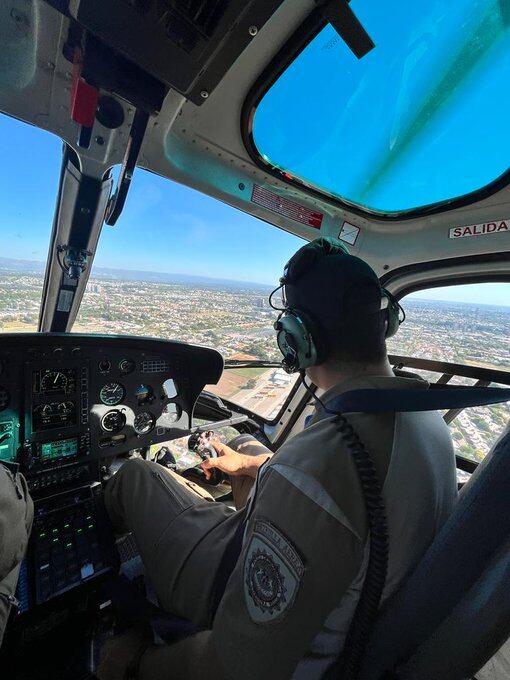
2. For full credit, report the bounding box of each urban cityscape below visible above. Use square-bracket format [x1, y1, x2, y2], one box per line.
[0, 258, 508, 464]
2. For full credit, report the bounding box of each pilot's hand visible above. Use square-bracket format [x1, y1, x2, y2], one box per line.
[97, 628, 151, 680]
[201, 439, 269, 480]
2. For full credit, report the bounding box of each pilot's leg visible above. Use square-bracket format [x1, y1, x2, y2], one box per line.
[227, 434, 273, 510]
[105, 459, 238, 626]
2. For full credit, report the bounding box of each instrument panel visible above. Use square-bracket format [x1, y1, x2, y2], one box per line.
[0, 334, 222, 617]
[0, 333, 223, 494]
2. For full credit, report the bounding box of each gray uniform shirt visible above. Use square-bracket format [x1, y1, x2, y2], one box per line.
[212, 374, 458, 679]
[139, 374, 458, 680]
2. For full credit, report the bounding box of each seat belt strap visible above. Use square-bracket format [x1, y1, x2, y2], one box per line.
[319, 386, 510, 416]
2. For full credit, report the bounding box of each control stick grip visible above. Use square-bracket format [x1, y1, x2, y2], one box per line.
[198, 444, 217, 461]
[198, 444, 223, 486]
[187, 432, 223, 485]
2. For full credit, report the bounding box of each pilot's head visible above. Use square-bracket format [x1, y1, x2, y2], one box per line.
[272, 237, 402, 381]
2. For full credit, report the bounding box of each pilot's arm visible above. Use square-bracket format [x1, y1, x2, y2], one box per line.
[99, 456, 365, 679]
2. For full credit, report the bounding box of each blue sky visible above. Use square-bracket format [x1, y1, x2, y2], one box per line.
[0, 113, 508, 306]
[0, 114, 302, 284]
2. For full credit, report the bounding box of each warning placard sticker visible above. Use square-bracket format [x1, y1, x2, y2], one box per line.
[449, 220, 510, 239]
[57, 289, 74, 312]
[251, 185, 323, 229]
[338, 221, 360, 245]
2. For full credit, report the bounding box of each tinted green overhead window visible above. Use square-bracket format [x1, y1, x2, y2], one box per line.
[251, 0, 510, 213]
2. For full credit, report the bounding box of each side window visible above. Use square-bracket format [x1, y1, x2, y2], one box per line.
[387, 283, 510, 463]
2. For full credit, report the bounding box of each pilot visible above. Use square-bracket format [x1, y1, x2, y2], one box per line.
[99, 237, 458, 680]
[0, 463, 33, 647]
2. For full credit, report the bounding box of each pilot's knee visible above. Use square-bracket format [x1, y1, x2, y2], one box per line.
[228, 434, 271, 458]
[227, 434, 259, 452]
[118, 457, 153, 478]
[106, 458, 138, 492]
[104, 459, 152, 526]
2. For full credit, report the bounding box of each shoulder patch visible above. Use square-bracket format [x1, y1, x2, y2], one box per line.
[244, 520, 304, 624]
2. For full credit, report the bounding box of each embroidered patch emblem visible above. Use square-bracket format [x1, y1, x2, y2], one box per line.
[244, 520, 304, 623]
[246, 548, 287, 615]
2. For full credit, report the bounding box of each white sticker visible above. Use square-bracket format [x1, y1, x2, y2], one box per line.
[338, 221, 360, 245]
[449, 220, 510, 239]
[57, 289, 74, 312]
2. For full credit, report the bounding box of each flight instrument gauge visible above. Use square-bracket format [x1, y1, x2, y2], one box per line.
[135, 384, 153, 404]
[0, 387, 9, 411]
[162, 403, 181, 423]
[134, 412, 155, 435]
[100, 382, 125, 406]
[41, 371, 68, 392]
[119, 358, 135, 374]
[58, 401, 74, 413]
[98, 359, 111, 374]
[101, 410, 126, 433]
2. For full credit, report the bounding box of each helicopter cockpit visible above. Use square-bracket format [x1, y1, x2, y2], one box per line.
[0, 1, 509, 679]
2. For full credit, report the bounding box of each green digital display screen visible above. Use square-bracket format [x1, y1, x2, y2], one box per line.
[41, 438, 78, 460]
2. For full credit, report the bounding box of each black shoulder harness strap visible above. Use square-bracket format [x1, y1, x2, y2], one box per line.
[319, 385, 510, 416]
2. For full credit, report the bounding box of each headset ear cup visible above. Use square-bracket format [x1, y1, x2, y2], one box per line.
[297, 309, 325, 364]
[275, 310, 318, 372]
[383, 291, 401, 338]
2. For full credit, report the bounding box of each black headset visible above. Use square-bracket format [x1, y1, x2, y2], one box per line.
[271, 238, 404, 373]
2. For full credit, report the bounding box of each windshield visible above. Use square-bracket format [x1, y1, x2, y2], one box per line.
[251, 0, 510, 213]
[74, 170, 304, 417]
[74, 170, 303, 360]
[0, 115, 61, 332]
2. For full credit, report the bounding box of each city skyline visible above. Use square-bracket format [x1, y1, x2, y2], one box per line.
[0, 255, 508, 307]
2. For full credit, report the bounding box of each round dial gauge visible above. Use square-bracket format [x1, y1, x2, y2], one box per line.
[34, 403, 54, 416]
[135, 384, 153, 404]
[101, 410, 126, 433]
[100, 382, 125, 406]
[98, 359, 111, 374]
[133, 411, 155, 435]
[119, 358, 135, 374]
[0, 387, 10, 411]
[41, 371, 67, 392]
[162, 402, 181, 423]
[58, 401, 74, 413]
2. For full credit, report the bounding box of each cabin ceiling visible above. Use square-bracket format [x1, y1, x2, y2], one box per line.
[0, 0, 508, 282]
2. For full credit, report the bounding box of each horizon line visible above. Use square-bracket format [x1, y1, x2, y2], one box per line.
[0, 255, 274, 288]
[1, 256, 509, 308]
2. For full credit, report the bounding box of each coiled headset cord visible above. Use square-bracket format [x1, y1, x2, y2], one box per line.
[301, 376, 389, 680]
